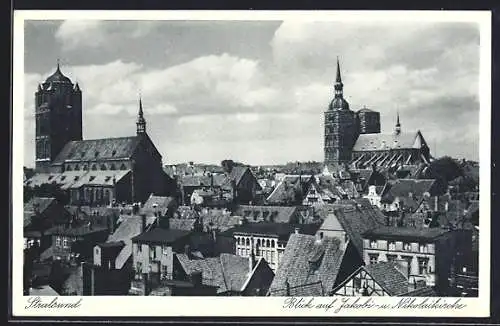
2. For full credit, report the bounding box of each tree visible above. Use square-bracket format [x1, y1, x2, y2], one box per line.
[424, 156, 464, 194]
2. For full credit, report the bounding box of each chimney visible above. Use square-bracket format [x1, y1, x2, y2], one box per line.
[190, 271, 202, 287]
[394, 259, 409, 280]
[141, 214, 146, 233]
[294, 227, 300, 234]
[315, 232, 322, 243]
[434, 196, 438, 211]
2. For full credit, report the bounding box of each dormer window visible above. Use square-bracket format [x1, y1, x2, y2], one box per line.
[95, 151, 99, 158]
[81, 151, 86, 158]
[370, 240, 377, 249]
[105, 176, 111, 182]
[111, 150, 116, 157]
[89, 176, 96, 182]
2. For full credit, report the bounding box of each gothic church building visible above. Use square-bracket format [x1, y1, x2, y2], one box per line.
[324, 59, 432, 170]
[26, 63, 173, 206]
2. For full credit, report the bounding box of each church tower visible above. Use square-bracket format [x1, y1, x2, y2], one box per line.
[35, 61, 82, 171]
[324, 58, 359, 166]
[136, 96, 147, 135]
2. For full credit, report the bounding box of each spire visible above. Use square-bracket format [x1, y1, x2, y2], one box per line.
[56, 58, 60, 71]
[334, 56, 344, 98]
[136, 95, 146, 135]
[336, 56, 342, 83]
[395, 111, 401, 135]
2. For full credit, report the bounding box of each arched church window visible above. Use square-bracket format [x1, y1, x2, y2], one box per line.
[91, 164, 97, 171]
[100, 164, 107, 170]
[110, 164, 116, 171]
[120, 164, 127, 170]
[74, 164, 80, 171]
[66, 165, 72, 171]
[83, 165, 88, 171]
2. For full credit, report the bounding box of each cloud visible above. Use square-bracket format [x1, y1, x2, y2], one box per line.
[55, 20, 159, 51]
[23, 20, 481, 167]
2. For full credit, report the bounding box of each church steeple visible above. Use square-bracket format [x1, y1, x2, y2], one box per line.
[395, 111, 401, 135]
[334, 56, 344, 98]
[136, 95, 146, 135]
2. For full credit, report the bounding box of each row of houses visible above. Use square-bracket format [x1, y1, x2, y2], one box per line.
[24, 192, 478, 297]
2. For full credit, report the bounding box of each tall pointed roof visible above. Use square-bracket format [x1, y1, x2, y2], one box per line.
[329, 57, 350, 111]
[44, 60, 72, 84]
[335, 57, 342, 84]
[136, 95, 147, 134]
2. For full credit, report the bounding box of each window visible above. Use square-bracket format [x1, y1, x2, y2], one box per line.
[162, 246, 169, 255]
[110, 164, 116, 171]
[137, 244, 142, 253]
[95, 247, 99, 255]
[91, 164, 97, 171]
[403, 242, 411, 251]
[271, 240, 276, 248]
[161, 265, 169, 280]
[246, 238, 250, 246]
[136, 262, 143, 279]
[101, 164, 107, 170]
[319, 232, 324, 240]
[418, 257, 429, 275]
[62, 238, 69, 248]
[386, 254, 397, 263]
[368, 253, 379, 265]
[149, 245, 156, 260]
[353, 277, 361, 289]
[74, 164, 80, 171]
[419, 243, 427, 253]
[370, 240, 377, 249]
[388, 241, 396, 251]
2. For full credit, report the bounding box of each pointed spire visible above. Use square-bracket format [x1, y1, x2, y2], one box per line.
[336, 56, 342, 83]
[136, 94, 146, 135]
[37, 83, 42, 91]
[334, 56, 344, 98]
[138, 95, 144, 117]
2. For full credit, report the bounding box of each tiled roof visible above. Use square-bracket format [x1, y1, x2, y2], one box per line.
[107, 215, 150, 269]
[268, 234, 345, 296]
[141, 195, 176, 216]
[24, 197, 57, 227]
[24, 197, 56, 215]
[221, 222, 320, 241]
[131, 227, 191, 244]
[234, 205, 298, 223]
[201, 212, 242, 232]
[69, 170, 131, 189]
[169, 218, 197, 231]
[399, 285, 437, 297]
[46, 224, 108, 236]
[52, 136, 141, 165]
[381, 179, 436, 203]
[266, 175, 314, 204]
[364, 262, 409, 296]
[329, 201, 387, 255]
[180, 174, 226, 187]
[353, 131, 427, 152]
[364, 226, 450, 242]
[176, 253, 251, 293]
[29, 285, 60, 296]
[25, 170, 130, 190]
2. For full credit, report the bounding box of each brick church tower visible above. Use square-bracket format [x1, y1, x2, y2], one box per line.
[34, 61, 82, 171]
[324, 58, 359, 166]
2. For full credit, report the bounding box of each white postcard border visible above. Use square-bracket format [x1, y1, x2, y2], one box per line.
[11, 10, 492, 318]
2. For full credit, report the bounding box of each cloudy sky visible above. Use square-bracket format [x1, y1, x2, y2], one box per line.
[22, 19, 480, 167]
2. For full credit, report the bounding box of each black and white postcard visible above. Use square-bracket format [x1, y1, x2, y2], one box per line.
[12, 10, 491, 318]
